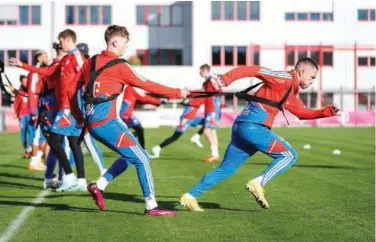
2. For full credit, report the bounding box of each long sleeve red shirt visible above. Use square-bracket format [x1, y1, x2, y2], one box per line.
[221, 66, 336, 127]
[68, 50, 181, 123]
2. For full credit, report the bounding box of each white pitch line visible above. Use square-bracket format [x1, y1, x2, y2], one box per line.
[0, 190, 50, 242]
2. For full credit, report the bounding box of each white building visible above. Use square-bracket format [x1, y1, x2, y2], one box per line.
[0, 0, 375, 111]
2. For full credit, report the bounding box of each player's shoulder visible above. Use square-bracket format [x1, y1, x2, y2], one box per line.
[259, 67, 293, 80]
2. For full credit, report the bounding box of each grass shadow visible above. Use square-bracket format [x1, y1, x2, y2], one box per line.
[0, 172, 44, 181]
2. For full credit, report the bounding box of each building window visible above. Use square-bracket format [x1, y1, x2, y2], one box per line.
[286, 12, 333, 21]
[19, 6, 29, 25]
[253, 49, 260, 65]
[286, 46, 334, 67]
[285, 13, 295, 21]
[102, 6, 112, 24]
[211, 1, 260, 21]
[224, 1, 234, 20]
[297, 13, 308, 20]
[358, 56, 376, 67]
[31, 6, 41, 24]
[310, 12, 320, 21]
[212, 45, 260, 66]
[358, 9, 368, 20]
[137, 5, 183, 26]
[322, 12, 333, 21]
[0, 51, 4, 63]
[0, 5, 41, 26]
[90, 6, 99, 24]
[212, 1, 221, 20]
[237, 1, 247, 20]
[160, 6, 170, 25]
[0, 49, 37, 65]
[212, 46, 221, 65]
[237, 46, 247, 65]
[358, 9, 376, 21]
[65, 5, 112, 25]
[172, 5, 183, 25]
[136, 49, 183, 66]
[136, 6, 145, 24]
[78, 6, 87, 25]
[224, 46, 234, 65]
[250, 1, 260, 20]
[323, 51, 333, 66]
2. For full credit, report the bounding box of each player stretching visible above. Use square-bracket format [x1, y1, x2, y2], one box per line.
[68, 25, 188, 216]
[200, 64, 222, 162]
[120, 86, 163, 149]
[27, 50, 50, 171]
[180, 58, 340, 211]
[10, 29, 87, 191]
[13, 75, 34, 158]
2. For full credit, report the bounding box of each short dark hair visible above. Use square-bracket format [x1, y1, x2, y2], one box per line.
[34, 50, 45, 64]
[19, 75, 27, 82]
[294, 57, 319, 71]
[58, 29, 77, 43]
[104, 25, 130, 43]
[200, 64, 211, 71]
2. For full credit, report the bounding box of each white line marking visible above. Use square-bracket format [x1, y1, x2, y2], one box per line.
[0, 190, 50, 242]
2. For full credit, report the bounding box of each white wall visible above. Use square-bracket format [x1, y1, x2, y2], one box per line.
[1, 1, 375, 109]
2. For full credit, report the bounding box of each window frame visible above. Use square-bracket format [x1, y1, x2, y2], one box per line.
[212, 45, 260, 66]
[0, 5, 42, 26]
[0, 49, 35, 65]
[65, 5, 111, 25]
[285, 11, 334, 22]
[136, 5, 183, 27]
[358, 56, 376, 67]
[285, 46, 334, 67]
[211, 1, 260, 21]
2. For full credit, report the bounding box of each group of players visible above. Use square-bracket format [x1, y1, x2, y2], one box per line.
[9, 24, 339, 216]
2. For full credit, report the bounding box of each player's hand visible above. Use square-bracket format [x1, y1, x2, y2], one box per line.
[329, 104, 340, 116]
[210, 74, 225, 90]
[180, 89, 190, 99]
[76, 119, 85, 129]
[29, 115, 37, 125]
[8, 58, 23, 67]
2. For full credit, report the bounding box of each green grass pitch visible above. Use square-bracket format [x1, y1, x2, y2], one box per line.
[0, 127, 374, 242]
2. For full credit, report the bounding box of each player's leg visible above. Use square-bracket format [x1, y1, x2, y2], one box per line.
[181, 123, 257, 211]
[67, 135, 86, 189]
[26, 115, 34, 155]
[50, 109, 85, 192]
[83, 132, 106, 175]
[132, 124, 145, 149]
[28, 127, 46, 171]
[203, 112, 220, 162]
[237, 123, 297, 209]
[151, 131, 183, 158]
[88, 118, 176, 216]
[19, 115, 29, 158]
[190, 117, 204, 148]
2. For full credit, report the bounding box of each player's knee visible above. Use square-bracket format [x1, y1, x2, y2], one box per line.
[287, 147, 298, 164]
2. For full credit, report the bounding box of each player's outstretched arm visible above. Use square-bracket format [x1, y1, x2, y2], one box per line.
[210, 66, 261, 89]
[9, 58, 60, 77]
[286, 94, 340, 120]
[120, 64, 188, 99]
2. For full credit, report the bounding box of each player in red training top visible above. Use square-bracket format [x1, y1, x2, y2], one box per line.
[13, 75, 34, 158]
[200, 64, 223, 162]
[180, 58, 340, 211]
[26, 50, 50, 171]
[120, 86, 163, 149]
[67, 25, 189, 216]
[150, 90, 206, 159]
[10, 29, 87, 192]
